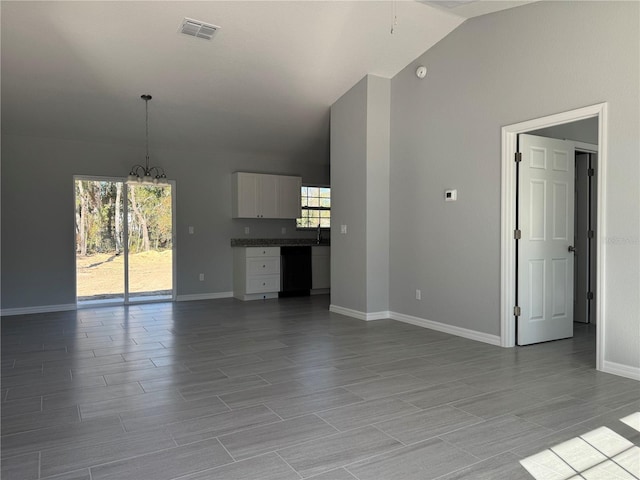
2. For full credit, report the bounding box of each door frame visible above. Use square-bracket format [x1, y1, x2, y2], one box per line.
[500, 103, 608, 371]
[73, 175, 177, 306]
[573, 144, 599, 326]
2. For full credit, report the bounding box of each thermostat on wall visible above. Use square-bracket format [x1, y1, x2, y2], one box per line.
[445, 189, 457, 202]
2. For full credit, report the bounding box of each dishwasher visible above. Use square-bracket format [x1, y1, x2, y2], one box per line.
[279, 246, 312, 297]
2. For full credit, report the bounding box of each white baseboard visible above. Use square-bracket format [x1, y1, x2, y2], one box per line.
[390, 311, 502, 346]
[328, 305, 501, 347]
[1, 303, 77, 317]
[329, 304, 390, 321]
[176, 292, 233, 302]
[602, 360, 640, 381]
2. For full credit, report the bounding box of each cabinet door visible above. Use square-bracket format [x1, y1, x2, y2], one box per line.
[259, 175, 279, 218]
[233, 173, 259, 218]
[277, 176, 302, 219]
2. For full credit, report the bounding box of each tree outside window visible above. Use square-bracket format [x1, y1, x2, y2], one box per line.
[297, 186, 330, 229]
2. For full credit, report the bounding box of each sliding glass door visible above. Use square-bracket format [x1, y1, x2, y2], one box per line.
[75, 179, 125, 303]
[126, 183, 173, 302]
[74, 177, 175, 305]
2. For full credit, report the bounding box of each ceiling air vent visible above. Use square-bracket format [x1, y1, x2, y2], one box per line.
[179, 18, 220, 40]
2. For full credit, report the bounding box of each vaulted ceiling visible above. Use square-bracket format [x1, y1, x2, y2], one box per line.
[1, 1, 533, 165]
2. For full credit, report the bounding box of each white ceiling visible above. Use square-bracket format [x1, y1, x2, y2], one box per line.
[1, 1, 531, 165]
[420, 0, 536, 18]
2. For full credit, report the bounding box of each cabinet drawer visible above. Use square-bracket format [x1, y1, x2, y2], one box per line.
[245, 247, 280, 258]
[247, 275, 281, 293]
[246, 257, 280, 275]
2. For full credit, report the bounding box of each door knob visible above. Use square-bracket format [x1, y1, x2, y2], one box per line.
[568, 245, 576, 253]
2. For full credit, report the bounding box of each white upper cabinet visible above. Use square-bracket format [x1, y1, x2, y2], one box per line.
[233, 172, 259, 218]
[258, 174, 279, 218]
[232, 172, 301, 219]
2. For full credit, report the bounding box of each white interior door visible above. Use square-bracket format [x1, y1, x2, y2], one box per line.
[518, 134, 575, 345]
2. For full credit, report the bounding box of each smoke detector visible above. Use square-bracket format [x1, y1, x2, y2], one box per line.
[179, 18, 220, 40]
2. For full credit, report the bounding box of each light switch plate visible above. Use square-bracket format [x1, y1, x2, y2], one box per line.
[445, 189, 457, 202]
[340, 224, 347, 234]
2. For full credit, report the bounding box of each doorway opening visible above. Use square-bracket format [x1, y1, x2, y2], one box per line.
[500, 103, 607, 371]
[74, 176, 176, 306]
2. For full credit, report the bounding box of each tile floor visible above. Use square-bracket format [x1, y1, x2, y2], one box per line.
[1, 295, 638, 479]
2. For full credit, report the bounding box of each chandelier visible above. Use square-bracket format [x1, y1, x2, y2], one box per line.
[128, 94, 168, 184]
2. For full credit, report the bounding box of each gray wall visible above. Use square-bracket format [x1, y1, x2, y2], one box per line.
[389, 1, 639, 368]
[365, 76, 391, 313]
[330, 75, 391, 315]
[1, 134, 328, 310]
[529, 117, 599, 144]
[330, 77, 368, 312]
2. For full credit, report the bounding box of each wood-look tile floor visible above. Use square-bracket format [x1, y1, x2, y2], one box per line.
[1, 295, 638, 479]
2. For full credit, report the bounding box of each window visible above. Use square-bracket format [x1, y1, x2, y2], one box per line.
[297, 186, 330, 229]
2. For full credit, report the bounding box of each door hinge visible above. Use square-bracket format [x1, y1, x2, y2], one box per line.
[515, 152, 522, 163]
[587, 291, 594, 300]
[514, 306, 521, 316]
[514, 229, 522, 240]
[588, 168, 595, 177]
[588, 230, 595, 239]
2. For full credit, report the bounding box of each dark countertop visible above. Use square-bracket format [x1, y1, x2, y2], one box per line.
[231, 238, 330, 247]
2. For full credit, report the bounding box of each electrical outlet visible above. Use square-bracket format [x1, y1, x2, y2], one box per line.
[199, 273, 205, 281]
[188, 226, 194, 234]
[281, 227, 286, 235]
[244, 227, 250, 234]
[340, 224, 347, 234]
[415, 289, 421, 300]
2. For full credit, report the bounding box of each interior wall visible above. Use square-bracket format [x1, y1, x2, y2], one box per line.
[389, 1, 639, 369]
[330, 77, 368, 313]
[365, 75, 391, 314]
[330, 75, 391, 316]
[0, 134, 329, 310]
[529, 117, 598, 144]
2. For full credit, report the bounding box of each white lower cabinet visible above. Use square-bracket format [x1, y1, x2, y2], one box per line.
[233, 247, 281, 300]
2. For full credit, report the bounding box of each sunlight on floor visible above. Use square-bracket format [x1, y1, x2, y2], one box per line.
[519, 414, 640, 480]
